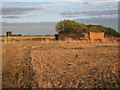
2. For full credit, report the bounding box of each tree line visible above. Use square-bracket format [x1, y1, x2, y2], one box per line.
[56, 19, 120, 37]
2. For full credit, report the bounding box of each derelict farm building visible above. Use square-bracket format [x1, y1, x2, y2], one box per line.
[6, 31, 12, 36]
[55, 32, 104, 40]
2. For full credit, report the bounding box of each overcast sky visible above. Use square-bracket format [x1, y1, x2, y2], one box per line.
[1, 0, 119, 35]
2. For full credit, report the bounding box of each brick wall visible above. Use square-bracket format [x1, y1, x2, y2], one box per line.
[58, 33, 80, 40]
[58, 32, 105, 40]
[6, 32, 12, 36]
[89, 32, 104, 40]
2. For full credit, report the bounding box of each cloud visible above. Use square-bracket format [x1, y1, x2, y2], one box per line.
[2, 2, 72, 19]
[2, 15, 20, 18]
[2, 15, 118, 36]
[41, 2, 69, 7]
[74, 15, 118, 31]
[2, 6, 46, 18]
[66, 0, 119, 2]
[61, 9, 118, 18]
[2, 0, 119, 3]
[2, 22, 57, 35]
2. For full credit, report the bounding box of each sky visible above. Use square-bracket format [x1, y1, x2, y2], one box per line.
[1, 0, 120, 35]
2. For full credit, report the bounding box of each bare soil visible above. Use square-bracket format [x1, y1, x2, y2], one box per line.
[2, 40, 119, 88]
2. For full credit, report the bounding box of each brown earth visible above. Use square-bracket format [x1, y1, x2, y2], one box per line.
[2, 41, 38, 88]
[2, 39, 120, 88]
[1, 36, 54, 42]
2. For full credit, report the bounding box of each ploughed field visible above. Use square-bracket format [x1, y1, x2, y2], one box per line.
[2, 40, 119, 88]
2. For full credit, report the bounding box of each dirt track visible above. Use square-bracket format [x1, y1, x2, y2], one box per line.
[2, 40, 119, 88]
[2, 41, 38, 88]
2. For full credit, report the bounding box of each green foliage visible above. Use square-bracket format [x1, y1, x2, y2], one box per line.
[1, 35, 5, 37]
[86, 25, 106, 33]
[56, 19, 120, 37]
[12, 34, 22, 36]
[105, 27, 120, 37]
[56, 19, 87, 33]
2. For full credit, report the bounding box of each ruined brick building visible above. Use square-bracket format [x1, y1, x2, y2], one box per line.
[6, 31, 12, 36]
[55, 32, 104, 40]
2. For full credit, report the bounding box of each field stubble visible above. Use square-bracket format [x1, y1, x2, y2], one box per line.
[2, 39, 119, 88]
[30, 41, 119, 88]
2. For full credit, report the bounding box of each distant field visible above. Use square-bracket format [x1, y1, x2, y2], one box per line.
[2, 39, 119, 88]
[1, 36, 55, 41]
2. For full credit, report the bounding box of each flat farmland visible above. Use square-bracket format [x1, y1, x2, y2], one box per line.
[1, 36, 55, 41]
[2, 39, 119, 88]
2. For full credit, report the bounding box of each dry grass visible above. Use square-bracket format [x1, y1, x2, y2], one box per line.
[2, 38, 119, 88]
[30, 41, 119, 88]
[1, 36, 54, 42]
[2, 41, 38, 88]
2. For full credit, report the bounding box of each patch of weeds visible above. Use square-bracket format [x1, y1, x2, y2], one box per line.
[22, 82, 32, 88]
[81, 62, 89, 65]
[15, 39, 20, 42]
[15, 72, 20, 80]
[75, 54, 79, 58]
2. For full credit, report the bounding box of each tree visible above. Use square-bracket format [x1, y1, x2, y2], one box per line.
[86, 25, 106, 33]
[56, 19, 87, 33]
[12, 34, 22, 36]
[105, 27, 120, 37]
[55, 19, 120, 37]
